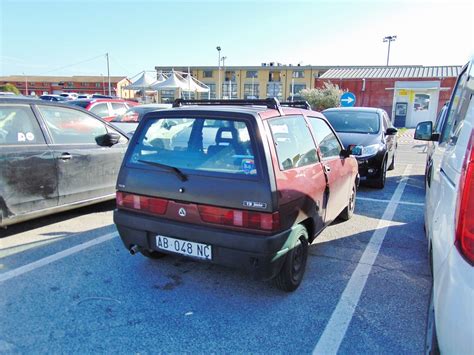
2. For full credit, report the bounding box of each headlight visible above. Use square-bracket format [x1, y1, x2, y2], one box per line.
[352, 144, 382, 157]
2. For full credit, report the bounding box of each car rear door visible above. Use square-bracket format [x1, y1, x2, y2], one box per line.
[0, 103, 58, 224]
[266, 115, 327, 233]
[36, 104, 128, 206]
[307, 116, 354, 223]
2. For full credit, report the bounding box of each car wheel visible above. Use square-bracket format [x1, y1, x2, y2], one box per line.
[388, 154, 395, 170]
[275, 225, 309, 292]
[426, 286, 440, 355]
[339, 182, 356, 221]
[140, 249, 167, 259]
[373, 159, 387, 189]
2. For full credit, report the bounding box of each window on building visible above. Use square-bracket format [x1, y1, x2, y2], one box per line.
[269, 71, 281, 82]
[224, 71, 236, 82]
[413, 94, 430, 111]
[222, 83, 238, 99]
[292, 70, 305, 78]
[267, 82, 283, 99]
[288, 84, 306, 100]
[244, 84, 259, 99]
[95, 83, 101, 88]
[81, 82, 88, 87]
[200, 83, 216, 99]
[246, 71, 258, 78]
[67, 82, 73, 87]
[203, 70, 213, 78]
[161, 90, 175, 103]
[29, 82, 35, 86]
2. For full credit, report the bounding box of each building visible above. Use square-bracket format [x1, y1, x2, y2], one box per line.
[0, 75, 128, 97]
[154, 64, 332, 102]
[315, 66, 461, 127]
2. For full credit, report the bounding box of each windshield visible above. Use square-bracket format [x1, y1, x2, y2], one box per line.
[324, 111, 380, 134]
[129, 117, 258, 176]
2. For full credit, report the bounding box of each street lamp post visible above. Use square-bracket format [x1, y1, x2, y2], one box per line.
[383, 35, 397, 66]
[221, 56, 227, 99]
[216, 46, 221, 99]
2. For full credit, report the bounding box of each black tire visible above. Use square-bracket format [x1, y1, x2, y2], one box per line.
[426, 286, 440, 355]
[339, 182, 356, 221]
[140, 249, 166, 259]
[388, 154, 395, 170]
[274, 225, 309, 292]
[373, 158, 387, 189]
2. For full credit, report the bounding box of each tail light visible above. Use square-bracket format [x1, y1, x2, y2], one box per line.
[198, 205, 280, 232]
[455, 131, 474, 265]
[116, 191, 168, 215]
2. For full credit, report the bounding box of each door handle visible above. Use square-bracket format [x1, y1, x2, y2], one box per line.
[324, 165, 331, 173]
[58, 153, 72, 161]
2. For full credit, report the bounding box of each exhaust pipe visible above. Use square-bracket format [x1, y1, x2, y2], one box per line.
[129, 245, 140, 255]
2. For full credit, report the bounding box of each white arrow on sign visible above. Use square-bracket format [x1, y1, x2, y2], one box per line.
[341, 97, 354, 104]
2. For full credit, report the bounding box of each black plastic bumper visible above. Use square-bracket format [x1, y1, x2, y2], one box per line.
[114, 209, 293, 280]
[356, 152, 385, 180]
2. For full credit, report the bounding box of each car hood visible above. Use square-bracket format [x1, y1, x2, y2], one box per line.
[337, 132, 382, 148]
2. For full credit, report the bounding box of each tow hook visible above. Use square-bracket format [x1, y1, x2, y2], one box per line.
[129, 245, 140, 255]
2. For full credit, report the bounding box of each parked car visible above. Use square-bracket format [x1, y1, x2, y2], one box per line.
[64, 98, 138, 122]
[110, 103, 172, 136]
[114, 98, 359, 291]
[0, 97, 129, 227]
[414, 59, 473, 354]
[39, 94, 68, 102]
[322, 107, 397, 188]
[77, 94, 92, 99]
[59, 92, 78, 100]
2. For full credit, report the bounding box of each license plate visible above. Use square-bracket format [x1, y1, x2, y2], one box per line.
[155, 235, 212, 260]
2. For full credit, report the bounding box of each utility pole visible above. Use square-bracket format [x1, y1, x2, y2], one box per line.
[383, 35, 397, 66]
[106, 52, 111, 96]
[216, 46, 221, 99]
[221, 56, 227, 98]
[23, 72, 28, 96]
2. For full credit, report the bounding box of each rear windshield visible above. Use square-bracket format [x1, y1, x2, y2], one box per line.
[324, 111, 380, 134]
[129, 117, 258, 176]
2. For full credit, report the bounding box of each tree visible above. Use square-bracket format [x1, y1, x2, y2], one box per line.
[0, 83, 20, 95]
[300, 82, 344, 111]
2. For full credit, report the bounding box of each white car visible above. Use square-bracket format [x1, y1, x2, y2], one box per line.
[415, 59, 474, 354]
[59, 92, 79, 100]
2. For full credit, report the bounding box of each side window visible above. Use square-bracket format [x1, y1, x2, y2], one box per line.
[111, 103, 127, 116]
[37, 105, 107, 144]
[268, 115, 319, 170]
[90, 103, 109, 117]
[440, 66, 470, 144]
[0, 105, 45, 145]
[308, 117, 342, 159]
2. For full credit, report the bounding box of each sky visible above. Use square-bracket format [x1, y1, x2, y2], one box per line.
[0, 0, 473, 79]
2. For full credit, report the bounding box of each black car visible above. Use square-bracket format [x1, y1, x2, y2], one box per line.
[39, 94, 68, 102]
[0, 97, 129, 227]
[323, 107, 397, 188]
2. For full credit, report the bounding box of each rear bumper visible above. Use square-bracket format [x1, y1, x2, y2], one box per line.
[114, 209, 292, 280]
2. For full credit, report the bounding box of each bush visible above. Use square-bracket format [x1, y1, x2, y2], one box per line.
[300, 82, 344, 111]
[0, 83, 20, 95]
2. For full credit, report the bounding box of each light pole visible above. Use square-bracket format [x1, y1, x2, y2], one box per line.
[221, 56, 228, 99]
[383, 35, 397, 66]
[216, 46, 221, 99]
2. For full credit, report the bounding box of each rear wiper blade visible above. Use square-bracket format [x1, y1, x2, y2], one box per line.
[138, 159, 187, 181]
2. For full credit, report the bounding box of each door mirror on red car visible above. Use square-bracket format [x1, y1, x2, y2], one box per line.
[96, 132, 121, 147]
[386, 127, 398, 135]
[414, 121, 436, 141]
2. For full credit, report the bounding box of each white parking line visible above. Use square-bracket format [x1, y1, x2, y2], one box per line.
[357, 196, 424, 207]
[0, 232, 117, 283]
[313, 165, 412, 355]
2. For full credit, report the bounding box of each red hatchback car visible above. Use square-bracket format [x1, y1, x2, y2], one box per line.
[65, 98, 138, 122]
[114, 99, 359, 291]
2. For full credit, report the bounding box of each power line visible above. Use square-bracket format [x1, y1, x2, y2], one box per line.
[39, 53, 106, 75]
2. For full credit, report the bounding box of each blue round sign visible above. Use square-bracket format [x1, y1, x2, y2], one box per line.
[340, 92, 356, 107]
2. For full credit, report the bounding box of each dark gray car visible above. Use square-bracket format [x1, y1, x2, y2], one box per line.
[0, 97, 129, 227]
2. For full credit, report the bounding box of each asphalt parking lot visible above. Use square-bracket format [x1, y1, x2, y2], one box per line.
[0, 133, 430, 354]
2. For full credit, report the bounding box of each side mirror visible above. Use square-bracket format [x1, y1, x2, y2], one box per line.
[340, 148, 351, 158]
[414, 121, 435, 141]
[96, 132, 121, 147]
[386, 127, 398, 135]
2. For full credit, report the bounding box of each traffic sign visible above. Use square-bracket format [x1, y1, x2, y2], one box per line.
[340, 92, 356, 107]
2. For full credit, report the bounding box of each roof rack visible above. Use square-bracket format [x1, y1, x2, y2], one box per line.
[172, 98, 284, 115]
[280, 101, 312, 110]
